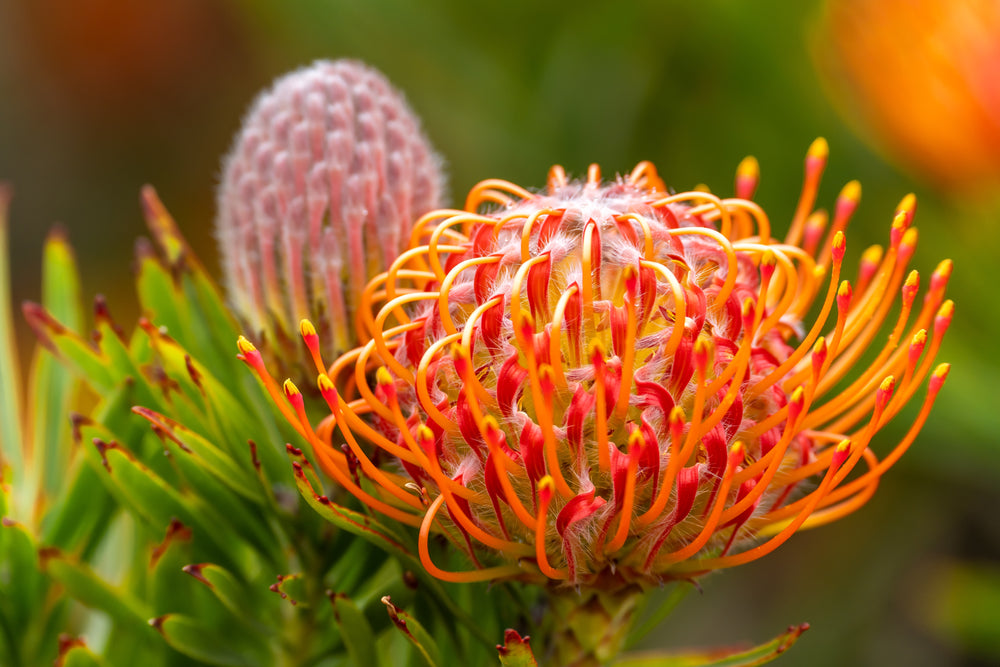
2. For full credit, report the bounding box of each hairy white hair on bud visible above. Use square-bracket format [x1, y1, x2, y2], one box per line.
[216, 59, 445, 369]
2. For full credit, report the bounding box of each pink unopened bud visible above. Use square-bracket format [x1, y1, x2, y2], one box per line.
[217, 60, 444, 371]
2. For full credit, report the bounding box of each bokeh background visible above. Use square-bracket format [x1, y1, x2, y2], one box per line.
[2, 1, 998, 665]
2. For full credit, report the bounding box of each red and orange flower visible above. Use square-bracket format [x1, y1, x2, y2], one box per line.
[240, 141, 951, 588]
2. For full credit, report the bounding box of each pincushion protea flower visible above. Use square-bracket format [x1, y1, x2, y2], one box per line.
[217, 60, 444, 372]
[241, 141, 951, 661]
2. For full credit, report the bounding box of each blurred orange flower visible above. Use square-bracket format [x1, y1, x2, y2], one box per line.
[817, 0, 1000, 195]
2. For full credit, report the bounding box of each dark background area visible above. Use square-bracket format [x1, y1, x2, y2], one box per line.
[2, 1, 998, 665]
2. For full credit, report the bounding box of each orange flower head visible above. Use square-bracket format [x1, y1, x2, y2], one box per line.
[244, 143, 951, 588]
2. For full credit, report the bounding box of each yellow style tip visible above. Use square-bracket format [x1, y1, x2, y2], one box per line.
[861, 245, 883, 265]
[839, 180, 861, 203]
[808, 137, 829, 160]
[237, 336, 257, 354]
[897, 192, 917, 214]
[627, 428, 646, 450]
[417, 424, 435, 443]
[317, 373, 335, 394]
[299, 319, 317, 338]
[737, 155, 759, 179]
[375, 366, 394, 386]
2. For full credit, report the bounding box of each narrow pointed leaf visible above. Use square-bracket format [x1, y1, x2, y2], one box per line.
[0, 186, 23, 478]
[39, 454, 117, 554]
[136, 410, 282, 567]
[43, 550, 157, 640]
[382, 596, 441, 667]
[330, 593, 378, 667]
[139, 316, 288, 479]
[289, 452, 414, 559]
[132, 407, 262, 502]
[135, 245, 193, 353]
[0, 519, 46, 630]
[23, 302, 114, 391]
[148, 519, 197, 614]
[291, 455, 495, 648]
[181, 563, 273, 634]
[150, 613, 270, 666]
[83, 434, 249, 576]
[140, 186, 244, 379]
[29, 229, 83, 500]
[613, 623, 810, 667]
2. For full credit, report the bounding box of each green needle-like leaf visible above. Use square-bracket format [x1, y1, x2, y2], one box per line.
[132, 407, 263, 503]
[22, 302, 115, 392]
[0, 187, 24, 481]
[30, 229, 83, 501]
[43, 550, 157, 640]
[81, 430, 250, 577]
[330, 593, 378, 667]
[0, 519, 46, 636]
[149, 613, 270, 667]
[382, 596, 442, 667]
[181, 563, 274, 635]
[613, 624, 810, 667]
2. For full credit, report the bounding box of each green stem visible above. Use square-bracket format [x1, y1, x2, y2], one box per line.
[544, 582, 644, 667]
